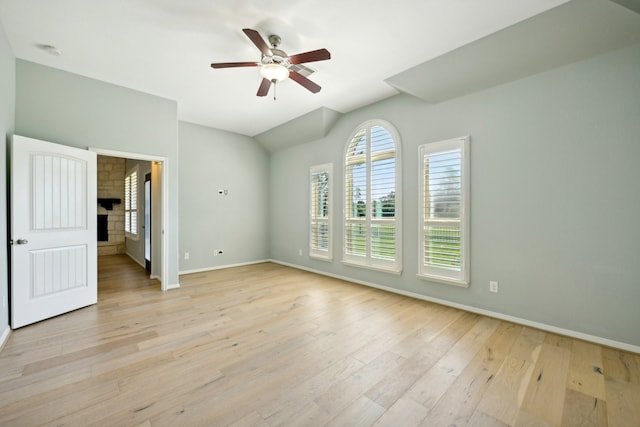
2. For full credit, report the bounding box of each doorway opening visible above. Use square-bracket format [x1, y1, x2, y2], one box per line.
[144, 172, 152, 272]
[91, 148, 168, 291]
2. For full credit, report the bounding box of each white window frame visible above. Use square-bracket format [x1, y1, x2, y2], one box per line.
[124, 165, 138, 239]
[310, 163, 333, 260]
[418, 136, 470, 287]
[343, 119, 402, 274]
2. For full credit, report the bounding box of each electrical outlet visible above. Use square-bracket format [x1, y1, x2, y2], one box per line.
[184, 252, 189, 260]
[298, 249, 302, 256]
[217, 250, 224, 256]
[490, 281, 499, 293]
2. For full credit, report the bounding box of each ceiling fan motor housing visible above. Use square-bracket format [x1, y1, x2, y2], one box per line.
[263, 48, 289, 68]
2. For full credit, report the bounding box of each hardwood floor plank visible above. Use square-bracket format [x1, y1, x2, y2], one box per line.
[604, 378, 640, 427]
[313, 351, 406, 418]
[364, 311, 482, 409]
[403, 315, 498, 409]
[419, 322, 522, 426]
[561, 388, 608, 427]
[466, 410, 510, 427]
[602, 347, 640, 384]
[475, 327, 545, 425]
[371, 397, 429, 426]
[325, 396, 385, 427]
[519, 342, 572, 425]
[0, 255, 637, 426]
[0, 375, 120, 425]
[567, 340, 606, 400]
[261, 356, 365, 425]
[229, 410, 270, 427]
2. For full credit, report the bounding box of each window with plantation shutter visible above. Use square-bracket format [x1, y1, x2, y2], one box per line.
[124, 166, 138, 238]
[344, 120, 401, 273]
[419, 136, 470, 286]
[310, 163, 332, 260]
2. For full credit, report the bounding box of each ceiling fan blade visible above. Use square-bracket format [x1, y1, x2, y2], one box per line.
[289, 63, 315, 77]
[288, 48, 331, 65]
[257, 78, 272, 97]
[289, 70, 321, 93]
[243, 28, 272, 57]
[211, 62, 258, 69]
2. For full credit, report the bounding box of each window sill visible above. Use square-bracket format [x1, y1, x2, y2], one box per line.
[310, 254, 332, 262]
[417, 273, 469, 288]
[342, 260, 402, 275]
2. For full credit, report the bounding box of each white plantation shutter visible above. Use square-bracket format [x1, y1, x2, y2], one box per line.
[419, 137, 470, 286]
[310, 164, 332, 260]
[124, 167, 138, 237]
[344, 120, 401, 273]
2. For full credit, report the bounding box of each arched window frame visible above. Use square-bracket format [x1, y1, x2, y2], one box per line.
[343, 119, 402, 273]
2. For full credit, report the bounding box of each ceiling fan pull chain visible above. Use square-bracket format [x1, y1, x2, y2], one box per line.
[273, 81, 277, 101]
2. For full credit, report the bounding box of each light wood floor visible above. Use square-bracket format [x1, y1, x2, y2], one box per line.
[0, 255, 638, 426]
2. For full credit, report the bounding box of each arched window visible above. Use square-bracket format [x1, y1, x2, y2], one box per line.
[344, 120, 401, 272]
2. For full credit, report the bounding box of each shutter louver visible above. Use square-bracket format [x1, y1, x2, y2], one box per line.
[130, 170, 137, 235]
[344, 120, 401, 271]
[424, 148, 462, 270]
[370, 125, 396, 260]
[311, 171, 329, 251]
[419, 137, 469, 286]
[124, 168, 138, 237]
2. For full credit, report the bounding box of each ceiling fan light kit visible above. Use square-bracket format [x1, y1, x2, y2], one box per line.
[260, 63, 289, 82]
[211, 28, 331, 98]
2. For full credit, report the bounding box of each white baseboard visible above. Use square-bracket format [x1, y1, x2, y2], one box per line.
[166, 283, 180, 290]
[270, 259, 640, 354]
[0, 325, 11, 352]
[179, 259, 270, 276]
[126, 252, 146, 269]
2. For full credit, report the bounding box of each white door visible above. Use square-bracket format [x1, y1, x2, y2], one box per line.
[11, 135, 97, 328]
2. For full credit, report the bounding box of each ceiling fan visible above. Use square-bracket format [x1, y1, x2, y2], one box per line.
[211, 28, 331, 98]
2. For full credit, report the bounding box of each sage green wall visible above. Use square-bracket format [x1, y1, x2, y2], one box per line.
[269, 43, 640, 347]
[178, 121, 269, 272]
[0, 23, 14, 338]
[14, 60, 180, 288]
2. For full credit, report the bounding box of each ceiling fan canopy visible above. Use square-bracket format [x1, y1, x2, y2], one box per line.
[211, 28, 331, 97]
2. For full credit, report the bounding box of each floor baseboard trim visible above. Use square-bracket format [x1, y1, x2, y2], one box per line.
[0, 326, 11, 352]
[125, 252, 146, 269]
[270, 259, 640, 354]
[179, 259, 270, 276]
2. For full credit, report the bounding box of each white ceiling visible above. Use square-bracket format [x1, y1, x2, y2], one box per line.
[0, 0, 571, 137]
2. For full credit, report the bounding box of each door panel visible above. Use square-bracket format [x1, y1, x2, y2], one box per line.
[11, 135, 97, 328]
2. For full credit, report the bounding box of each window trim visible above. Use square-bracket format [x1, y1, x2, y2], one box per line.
[343, 119, 402, 274]
[309, 163, 333, 261]
[417, 136, 470, 287]
[124, 165, 139, 240]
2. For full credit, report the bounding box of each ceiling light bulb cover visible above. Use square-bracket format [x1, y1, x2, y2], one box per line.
[260, 64, 289, 82]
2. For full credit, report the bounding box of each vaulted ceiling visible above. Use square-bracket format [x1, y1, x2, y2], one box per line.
[1, 0, 639, 151]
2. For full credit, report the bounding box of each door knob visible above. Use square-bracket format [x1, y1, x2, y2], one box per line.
[14, 239, 28, 245]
